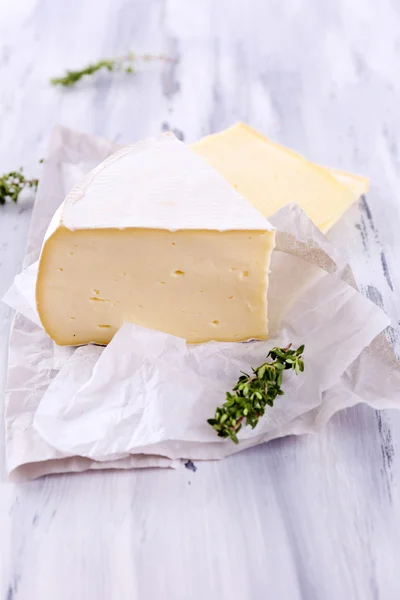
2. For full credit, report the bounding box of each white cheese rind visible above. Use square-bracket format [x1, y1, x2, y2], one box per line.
[60, 132, 274, 233]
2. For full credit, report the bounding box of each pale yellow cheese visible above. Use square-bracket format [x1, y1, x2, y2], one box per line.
[37, 227, 274, 345]
[327, 167, 369, 198]
[36, 133, 275, 346]
[191, 123, 369, 232]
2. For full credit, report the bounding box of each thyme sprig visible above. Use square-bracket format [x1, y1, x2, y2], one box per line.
[208, 344, 305, 444]
[0, 168, 38, 205]
[51, 53, 173, 87]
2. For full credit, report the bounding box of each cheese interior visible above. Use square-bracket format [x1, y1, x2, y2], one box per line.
[191, 123, 369, 232]
[37, 226, 274, 346]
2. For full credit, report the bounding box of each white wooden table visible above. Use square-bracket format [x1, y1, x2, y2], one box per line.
[1, 1, 400, 598]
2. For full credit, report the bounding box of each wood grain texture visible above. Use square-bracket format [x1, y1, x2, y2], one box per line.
[1, 0, 400, 598]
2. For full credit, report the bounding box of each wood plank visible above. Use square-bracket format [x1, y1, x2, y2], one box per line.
[1, 0, 400, 598]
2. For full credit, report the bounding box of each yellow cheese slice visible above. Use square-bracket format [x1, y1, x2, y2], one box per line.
[191, 123, 369, 232]
[327, 167, 369, 197]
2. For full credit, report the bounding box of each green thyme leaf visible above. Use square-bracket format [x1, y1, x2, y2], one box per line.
[51, 53, 173, 87]
[207, 343, 305, 444]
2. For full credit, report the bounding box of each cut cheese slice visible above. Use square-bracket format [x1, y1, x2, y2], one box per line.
[327, 167, 369, 198]
[191, 123, 369, 232]
[36, 133, 275, 346]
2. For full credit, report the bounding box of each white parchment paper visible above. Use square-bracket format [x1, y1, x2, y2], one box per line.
[3, 125, 400, 480]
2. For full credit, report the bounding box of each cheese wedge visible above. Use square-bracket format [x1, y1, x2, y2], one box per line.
[191, 123, 369, 232]
[36, 133, 275, 346]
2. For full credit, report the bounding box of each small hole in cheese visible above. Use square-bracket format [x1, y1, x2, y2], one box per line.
[173, 270, 185, 276]
[93, 289, 100, 295]
[69, 251, 74, 256]
[160, 281, 166, 285]
[243, 271, 249, 277]
[199, 290, 204, 293]
[172, 242, 176, 246]
[59, 268, 63, 272]
[98, 324, 111, 328]
[212, 320, 220, 326]
[138, 305, 143, 308]
[228, 296, 234, 300]
[70, 316, 75, 320]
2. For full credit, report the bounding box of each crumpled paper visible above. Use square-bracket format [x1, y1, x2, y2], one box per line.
[3, 125, 400, 480]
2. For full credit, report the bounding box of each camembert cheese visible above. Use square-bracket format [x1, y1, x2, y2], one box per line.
[36, 133, 275, 346]
[191, 123, 369, 232]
